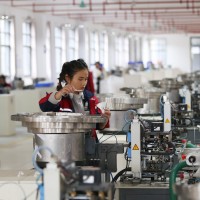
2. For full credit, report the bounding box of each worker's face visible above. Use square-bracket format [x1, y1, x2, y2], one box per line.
[66, 69, 88, 91]
[0, 78, 5, 85]
[95, 63, 99, 69]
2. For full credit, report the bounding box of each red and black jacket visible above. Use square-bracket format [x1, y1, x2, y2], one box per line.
[39, 89, 109, 135]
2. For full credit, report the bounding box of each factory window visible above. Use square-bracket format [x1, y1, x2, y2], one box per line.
[90, 31, 99, 64]
[191, 37, 200, 72]
[55, 26, 65, 75]
[134, 36, 142, 62]
[68, 27, 78, 60]
[0, 17, 15, 78]
[123, 37, 129, 68]
[99, 32, 108, 71]
[115, 35, 123, 67]
[45, 22, 51, 80]
[22, 21, 33, 77]
[150, 38, 166, 68]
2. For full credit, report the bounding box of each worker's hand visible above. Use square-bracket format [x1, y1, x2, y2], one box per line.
[61, 84, 76, 96]
[99, 108, 111, 129]
[55, 84, 76, 100]
[102, 108, 111, 120]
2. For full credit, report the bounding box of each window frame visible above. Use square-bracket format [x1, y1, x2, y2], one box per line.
[0, 17, 15, 78]
[90, 30, 99, 64]
[190, 37, 200, 72]
[149, 38, 167, 68]
[22, 21, 32, 77]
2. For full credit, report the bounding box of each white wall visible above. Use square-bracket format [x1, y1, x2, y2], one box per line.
[35, 15, 47, 78]
[166, 34, 191, 72]
[142, 34, 193, 73]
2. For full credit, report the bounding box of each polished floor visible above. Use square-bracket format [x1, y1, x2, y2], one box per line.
[0, 122, 125, 200]
[0, 127, 38, 200]
[0, 127, 33, 170]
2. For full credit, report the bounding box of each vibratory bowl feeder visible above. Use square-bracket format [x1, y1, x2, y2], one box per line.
[11, 112, 107, 167]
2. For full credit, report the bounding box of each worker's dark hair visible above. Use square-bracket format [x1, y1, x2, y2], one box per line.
[95, 61, 103, 71]
[0, 75, 6, 80]
[95, 61, 101, 66]
[56, 59, 89, 91]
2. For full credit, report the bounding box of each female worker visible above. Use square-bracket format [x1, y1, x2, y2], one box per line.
[39, 59, 110, 131]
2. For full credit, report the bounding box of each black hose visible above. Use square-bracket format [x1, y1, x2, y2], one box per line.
[112, 167, 131, 183]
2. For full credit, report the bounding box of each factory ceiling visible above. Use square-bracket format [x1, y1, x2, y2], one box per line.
[1, 0, 200, 34]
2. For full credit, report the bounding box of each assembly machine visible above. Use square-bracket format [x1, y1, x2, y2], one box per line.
[148, 76, 200, 143]
[11, 94, 148, 200]
[104, 74, 198, 200]
[112, 98, 174, 200]
[12, 112, 115, 200]
[94, 93, 176, 200]
[115, 77, 200, 200]
[10, 71, 200, 200]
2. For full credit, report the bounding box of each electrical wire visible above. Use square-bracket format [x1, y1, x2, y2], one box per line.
[35, 173, 43, 200]
[100, 134, 118, 143]
[111, 167, 131, 183]
[99, 109, 136, 144]
[124, 109, 137, 123]
[121, 121, 131, 132]
[159, 94, 164, 106]
[32, 146, 55, 200]
[0, 182, 27, 200]
[32, 146, 54, 175]
[20, 188, 38, 200]
[110, 171, 114, 181]
[0, 169, 42, 200]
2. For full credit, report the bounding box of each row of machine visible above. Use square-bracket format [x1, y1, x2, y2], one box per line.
[11, 71, 200, 200]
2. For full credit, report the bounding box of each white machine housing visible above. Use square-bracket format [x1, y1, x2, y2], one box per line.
[163, 96, 171, 132]
[130, 118, 141, 179]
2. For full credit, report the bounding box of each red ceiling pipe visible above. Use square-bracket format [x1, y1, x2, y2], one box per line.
[105, 1, 200, 5]
[32, 6, 200, 13]
[133, 12, 136, 22]
[52, 11, 200, 21]
[50, 12, 192, 17]
[89, 0, 92, 12]
[103, 1, 106, 15]
[11, 0, 78, 7]
[186, 0, 189, 9]
[118, 0, 122, 10]
[10, 0, 200, 7]
[124, 11, 127, 20]
[148, 13, 151, 29]
[192, 0, 195, 13]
